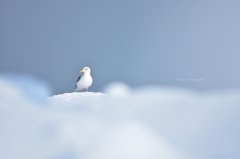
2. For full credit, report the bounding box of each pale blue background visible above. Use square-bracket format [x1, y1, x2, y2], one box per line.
[1, 0, 240, 94]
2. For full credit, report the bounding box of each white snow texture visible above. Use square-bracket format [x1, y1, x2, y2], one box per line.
[0, 77, 240, 159]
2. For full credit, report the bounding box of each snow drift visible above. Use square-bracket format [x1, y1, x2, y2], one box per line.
[0, 77, 240, 159]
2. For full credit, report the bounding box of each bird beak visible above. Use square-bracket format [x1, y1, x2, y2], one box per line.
[80, 69, 84, 73]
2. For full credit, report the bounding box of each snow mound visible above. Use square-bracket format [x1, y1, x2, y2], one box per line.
[0, 77, 240, 159]
[103, 82, 131, 96]
[52, 92, 104, 101]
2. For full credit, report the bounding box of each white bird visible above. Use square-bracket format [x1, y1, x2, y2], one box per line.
[75, 66, 93, 92]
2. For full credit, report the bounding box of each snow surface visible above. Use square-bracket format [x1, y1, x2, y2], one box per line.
[0, 77, 240, 159]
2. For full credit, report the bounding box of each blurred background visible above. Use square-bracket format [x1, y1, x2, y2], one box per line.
[1, 0, 240, 94]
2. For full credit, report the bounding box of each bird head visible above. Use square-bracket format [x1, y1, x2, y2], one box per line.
[80, 66, 91, 75]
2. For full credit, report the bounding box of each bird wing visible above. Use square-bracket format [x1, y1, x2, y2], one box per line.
[75, 75, 81, 89]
